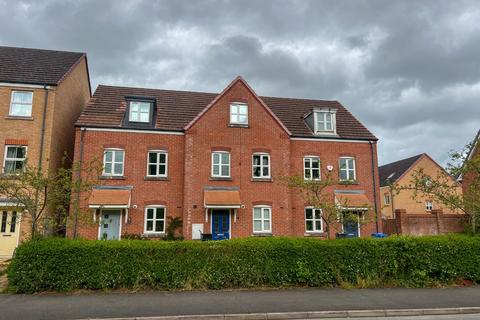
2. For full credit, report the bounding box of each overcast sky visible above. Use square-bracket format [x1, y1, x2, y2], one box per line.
[1, 0, 479, 165]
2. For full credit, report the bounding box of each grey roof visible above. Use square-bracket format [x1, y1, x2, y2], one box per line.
[379, 154, 424, 187]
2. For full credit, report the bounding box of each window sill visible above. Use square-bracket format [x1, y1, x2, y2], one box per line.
[100, 175, 126, 180]
[304, 232, 327, 237]
[0, 174, 19, 180]
[251, 178, 273, 182]
[209, 177, 232, 181]
[228, 124, 249, 128]
[339, 180, 359, 185]
[5, 116, 33, 121]
[144, 176, 168, 181]
[252, 232, 273, 237]
[142, 232, 165, 238]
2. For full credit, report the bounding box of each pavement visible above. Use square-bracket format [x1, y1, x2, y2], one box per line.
[0, 287, 480, 320]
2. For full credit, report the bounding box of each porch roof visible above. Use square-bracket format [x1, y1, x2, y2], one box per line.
[88, 188, 131, 208]
[204, 190, 241, 208]
[335, 193, 371, 210]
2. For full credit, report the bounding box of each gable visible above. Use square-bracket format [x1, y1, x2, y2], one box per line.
[396, 154, 460, 187]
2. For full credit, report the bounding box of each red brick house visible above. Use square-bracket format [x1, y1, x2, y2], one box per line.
[71, 77, 381, 240]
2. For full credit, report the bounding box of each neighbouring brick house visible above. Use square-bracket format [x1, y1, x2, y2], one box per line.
[379, 153, 462, 219]
[71, 76, 381, 240]
[0, 46, 91, 257]
[459, 129, 479, 195]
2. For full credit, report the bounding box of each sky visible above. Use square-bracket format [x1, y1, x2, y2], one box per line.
[1, 0, 479, 165]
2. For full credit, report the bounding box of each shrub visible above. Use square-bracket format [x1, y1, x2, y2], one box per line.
[7, 235, 480, 293]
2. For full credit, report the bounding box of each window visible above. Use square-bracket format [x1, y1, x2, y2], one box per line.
[103, 149, 124, 176]
[129, 101, 151, 122]
[147, 151, 167, 177]
[144, 207, 166, 233]
[252, 154, 270, 178]
[253, 206, 271, 233]
[3, 146, 27, 174]
[0, 212, 6, 233]
[10, 91, 33, 117]
[339, 157, 356, 181]
[10, 212, 17, 233]
[230, 102, 248, 125]
[425, 201, 433, 211]
[314, 110, 336, 134]
[384, 194, 391, 205]
[211, 152, 230, 178]
[304, 156, 320, 180]
[305, 207, 323, 232]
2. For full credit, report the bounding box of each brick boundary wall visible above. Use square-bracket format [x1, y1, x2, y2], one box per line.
[382, 209, 467, 236]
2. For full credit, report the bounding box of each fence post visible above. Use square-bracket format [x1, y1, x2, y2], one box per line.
[395, 209, 407, 234]
[431, 209, 444, 234]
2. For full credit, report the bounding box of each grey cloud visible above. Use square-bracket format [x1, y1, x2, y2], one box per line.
[0, 0, 479, 165]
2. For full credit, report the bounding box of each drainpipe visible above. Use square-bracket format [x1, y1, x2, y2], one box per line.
[369, 141, 380, 233]
[72, 127, 86, 239]
[38, 85, 49, 170]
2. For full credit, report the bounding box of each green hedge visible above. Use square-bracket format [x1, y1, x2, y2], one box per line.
[8, 235, 480, 293]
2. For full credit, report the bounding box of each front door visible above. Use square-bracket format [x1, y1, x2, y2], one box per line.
[0, 210, 20, 257]
[342, 211, 360, 237]
[211, 210, 230, 240]
[99, 210, 121, 240]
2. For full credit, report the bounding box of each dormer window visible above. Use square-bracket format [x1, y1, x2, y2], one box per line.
[230, 102, 248, 125]
[312, 108, 337, 135]
[129, 101, 151, 123]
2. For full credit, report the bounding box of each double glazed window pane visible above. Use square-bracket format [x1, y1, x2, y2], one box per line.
[103, 150, 124, 176]
[10, 91, 33, 117]
[129, 101, 150, 122]
[317, 112, 332, 131]
[230, 103, 248, 124]
[253, 207, 271, 232]
[146, 207, 165, 232]
[253, 154, 270, 178]
[212, 152, 230, 177]
[148, 151, 167, 176]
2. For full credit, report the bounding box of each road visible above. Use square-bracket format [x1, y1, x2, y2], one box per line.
[0, 287, 479, 320]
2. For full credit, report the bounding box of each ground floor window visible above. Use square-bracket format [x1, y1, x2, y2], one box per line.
[253, 206, 271, 233]
[305, 207, 323, 232]
[145, 206, 166, 233]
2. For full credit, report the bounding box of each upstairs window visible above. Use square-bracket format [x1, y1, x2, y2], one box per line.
[339, 157, 356, 181]
[103, 149, 125, 176]
[252, 153, 270, 178]
[304, 156, 320, 180]
[230, 102, 248, 125]
[3, 146, 27, 174]
[313, 109, 336, 135]
[425, 201, 433, 211]
[147, 151, 168, 177]
[129, 101, 151, 123]
[211, 152, 230, 178]
[10, 91, 33, 117]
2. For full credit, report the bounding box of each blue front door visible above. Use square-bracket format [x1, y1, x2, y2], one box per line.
[212, 210, 230, 240]
[343, 221, 359, 237]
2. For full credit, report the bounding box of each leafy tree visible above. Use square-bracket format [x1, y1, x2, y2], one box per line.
[283, 172, 371, 239]
[0, 157, 102, 239]
[396, 143, 480, 233]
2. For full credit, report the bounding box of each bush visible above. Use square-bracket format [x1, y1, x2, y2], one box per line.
[8, 235, 480, 293]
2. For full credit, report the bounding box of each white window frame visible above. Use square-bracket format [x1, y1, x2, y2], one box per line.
[252, 153, 270, 179]
[339, 157, 356, 181]
[144, 206, 166, 234]
[211, 151, 231, 178]
[9, 91, 33, 117]
[425, 201, 433, 211]
[305, 207, 323, 232]
[303, 156, 321, 180]
[313, 109, 336, 135]
[3, 145, 27, 175]
[103, 149, 125, 176]
[384, 193, 391, 205]
[146, 150, 168, 177]
[230, 102, 248, 125]
[253, 206, 272, 233]
[129, 101, 151, 123]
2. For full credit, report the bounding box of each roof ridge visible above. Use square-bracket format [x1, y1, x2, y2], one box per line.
[0, 45, 85, 55]
[379, 153, 424, 168]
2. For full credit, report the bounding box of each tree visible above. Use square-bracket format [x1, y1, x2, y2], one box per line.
[0, 157, 102, 239]
[398, 143, 480, 233]
[283, 172, 370, 239]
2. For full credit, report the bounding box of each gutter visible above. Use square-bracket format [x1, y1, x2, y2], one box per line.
[72, 127, 86, 239]
[369, 141, 380, 233]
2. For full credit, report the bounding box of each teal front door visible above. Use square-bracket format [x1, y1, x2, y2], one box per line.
[100, 210, 121, 240]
